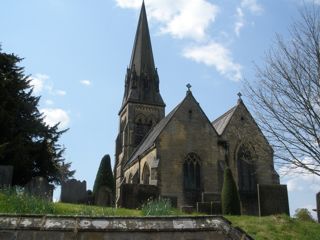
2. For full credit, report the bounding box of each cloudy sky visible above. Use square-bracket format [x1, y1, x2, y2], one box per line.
[1, 0, 319, 217]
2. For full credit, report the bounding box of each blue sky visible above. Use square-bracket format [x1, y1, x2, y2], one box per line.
[1, 0, 319, 217]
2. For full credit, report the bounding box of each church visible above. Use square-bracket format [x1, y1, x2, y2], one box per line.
[114, 2, 286, 215]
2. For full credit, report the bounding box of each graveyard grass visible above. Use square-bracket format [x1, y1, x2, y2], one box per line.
[0, 192, 320, 239]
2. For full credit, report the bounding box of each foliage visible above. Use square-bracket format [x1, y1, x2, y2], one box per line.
[141, 198, 178, 216]
[93, 154, 114, 196]
[221, 167, 241, 215]
[0, 187, 55, 214]
[246, 5, 320, 176]
[0, 48, 74, 185]
[227, 214, 320, 240]
[294, 208, 315, 222]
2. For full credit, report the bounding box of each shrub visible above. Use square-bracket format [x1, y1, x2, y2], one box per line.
[93, 154, 115, 196]
[141, 198, 173, 216]
[294, 208, 315, 222]
[221, 167, 241, 215]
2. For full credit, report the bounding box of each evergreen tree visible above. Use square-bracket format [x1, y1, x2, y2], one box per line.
[0, 48, 74, 186]
[221, 167, 241, 215]
[93, 154, 114, 196]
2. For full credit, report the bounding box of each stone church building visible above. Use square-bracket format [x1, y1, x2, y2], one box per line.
[115, 2, 286, 215]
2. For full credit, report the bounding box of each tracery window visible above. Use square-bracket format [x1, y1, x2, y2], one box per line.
[237, 145, 256, 192]
[183, 153, 201, 190]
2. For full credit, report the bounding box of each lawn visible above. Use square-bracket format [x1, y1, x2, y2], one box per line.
[226, 215, 320, 240]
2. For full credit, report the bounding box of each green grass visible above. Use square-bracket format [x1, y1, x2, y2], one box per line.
[226, 215, 320, 240]
[0, 190, 141, 216]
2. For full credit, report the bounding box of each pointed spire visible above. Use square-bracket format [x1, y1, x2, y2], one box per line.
[120, 1, 165, 111]
[129, 0, 155, 76]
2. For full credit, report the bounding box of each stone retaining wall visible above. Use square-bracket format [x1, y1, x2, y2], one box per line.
[0, 215, 253, 240]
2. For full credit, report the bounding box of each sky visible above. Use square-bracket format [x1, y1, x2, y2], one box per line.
[1, 0, 319, 218]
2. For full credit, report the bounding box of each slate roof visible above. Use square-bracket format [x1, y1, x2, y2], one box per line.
[212, 105, 237, 135]
[124, 103, 181, 168]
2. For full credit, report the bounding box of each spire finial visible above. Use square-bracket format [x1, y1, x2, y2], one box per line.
[186, 83, 192, 94]
[237, 92, 242, 103]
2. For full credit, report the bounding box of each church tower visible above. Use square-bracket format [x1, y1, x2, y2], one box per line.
[115, 2, 165, 201]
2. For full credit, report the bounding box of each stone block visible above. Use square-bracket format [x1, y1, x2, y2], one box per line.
[119, 183, 159, 209]
[24, 177, 54, 201]
[258, 184, 290, 216]
[202, 192, 220, 202]
[60, 179, 87, 204]
[0, 165, 13, 187]
[317, 192, 320, 223]
[95, 186, 113, 207]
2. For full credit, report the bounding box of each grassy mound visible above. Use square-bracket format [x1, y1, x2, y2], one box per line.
[226, 215, 320, 240]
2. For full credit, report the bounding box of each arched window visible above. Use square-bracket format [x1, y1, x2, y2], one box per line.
[183, 153, 201, 190]
[142, 163, 150, 185]
[237, 145, 256, 193]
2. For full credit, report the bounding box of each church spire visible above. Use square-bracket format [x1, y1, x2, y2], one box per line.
[120, 1, 165, 111]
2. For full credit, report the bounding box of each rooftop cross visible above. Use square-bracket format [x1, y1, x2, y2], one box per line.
[186, 83, 192, 92]
[237, 92, 242, 99]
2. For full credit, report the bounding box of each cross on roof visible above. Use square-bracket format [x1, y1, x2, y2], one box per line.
[237, 92, 242, 99]
[186, 83, 192, 92]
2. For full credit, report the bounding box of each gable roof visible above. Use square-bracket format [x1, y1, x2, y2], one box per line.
[212, 105, 237, 135]
[124, 103, 181, 168]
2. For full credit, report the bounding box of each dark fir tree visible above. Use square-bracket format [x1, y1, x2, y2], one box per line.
[0, 48, 74, 186]
[93, 154, 115, 196]
[221, 167, 241, 215]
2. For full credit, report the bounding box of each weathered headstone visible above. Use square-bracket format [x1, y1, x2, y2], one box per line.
[24, 177, 54, 201]
[317, 192, 320, 223]
[60, 179, 87, 204]
[0, 165, 13, 187]
[95, 186, 112, 207]
[258, 184, 290, 216]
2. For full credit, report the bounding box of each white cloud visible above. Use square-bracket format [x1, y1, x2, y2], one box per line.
[234, 7, 245, 37]
[29, 74, 49, 94]
[241, 0, 263, 14]
[56, 90, 66, 96]
[41, 108, 70, 129]
[116, 0, 219, 41]
[80, 80, 91, 86]
[183, 42, 242, 81]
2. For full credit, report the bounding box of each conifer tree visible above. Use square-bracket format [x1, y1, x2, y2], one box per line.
[221, 167, 241, 215]
[93, 154, 115, 196]
[0, 48, 74, 185]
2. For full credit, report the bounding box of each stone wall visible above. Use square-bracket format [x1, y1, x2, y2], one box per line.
[0, 215, 253, 240]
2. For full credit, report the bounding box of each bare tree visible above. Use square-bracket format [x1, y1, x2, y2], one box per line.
[246, 4, 320, 176]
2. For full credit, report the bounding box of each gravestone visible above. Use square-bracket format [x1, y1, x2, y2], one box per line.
[317, 192, 320, 223]
[95, 186, 112, 207]
[258, 184, 290, 216]
[60, 179, 87, 204]
[24, 177, 54, 201]
[0, 165, 13, 187]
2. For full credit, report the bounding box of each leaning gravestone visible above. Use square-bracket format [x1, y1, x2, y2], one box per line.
[24, 177, 54, 201]
[60, 179, 87, 204]
[0, 165, 13, 187]
[95, 186, 112, 207]
[317, 192, 320, 223]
